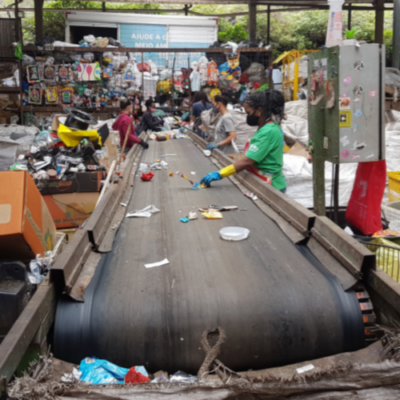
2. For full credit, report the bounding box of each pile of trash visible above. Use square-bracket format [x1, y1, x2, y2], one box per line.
[7, 326, 400, 400]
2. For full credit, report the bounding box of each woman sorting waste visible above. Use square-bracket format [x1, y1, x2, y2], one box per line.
[205, 95, 237, 154]
[200, 89, 287, 193]
[112, 99, 149, 151]
[140, 99, 165, 132]
[191, 91, 212, 137]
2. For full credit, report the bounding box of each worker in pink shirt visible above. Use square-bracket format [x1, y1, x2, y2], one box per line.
[112, 100, 149, 152]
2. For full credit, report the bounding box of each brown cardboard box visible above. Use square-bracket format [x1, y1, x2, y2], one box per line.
[43, 192, 99, 229]
[0, 171, 57, 261]
[51, 114, 68, 132]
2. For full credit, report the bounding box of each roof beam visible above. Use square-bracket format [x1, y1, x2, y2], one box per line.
[39, 0, 382, 4]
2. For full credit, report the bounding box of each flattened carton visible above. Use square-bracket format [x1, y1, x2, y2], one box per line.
[0, 171, 56, 261]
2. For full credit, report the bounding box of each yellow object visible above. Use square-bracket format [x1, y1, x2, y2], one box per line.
[57, 124, 100, 147]
[157, 80, 171, 94]
[373, 229, 400, 238]
[210, 88, 221, 99]
[368, 238, 400, 284]
[283, 143, 290, 152]
[388, 172, 400, 203]
[273, 49, 318, 101]
[220, 164, 236, 179]
[202, 210, 223, 219]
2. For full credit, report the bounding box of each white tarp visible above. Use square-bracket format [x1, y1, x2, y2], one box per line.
[283, 106, 400, 209]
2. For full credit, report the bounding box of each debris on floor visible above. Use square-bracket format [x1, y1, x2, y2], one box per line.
[144, 258, 170, 269]
[126, 205, 160, 218]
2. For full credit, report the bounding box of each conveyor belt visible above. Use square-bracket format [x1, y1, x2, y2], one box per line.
[54, 139, 365, 373]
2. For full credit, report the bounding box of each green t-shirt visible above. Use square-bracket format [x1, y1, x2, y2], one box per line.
[245, 122, 286, 191]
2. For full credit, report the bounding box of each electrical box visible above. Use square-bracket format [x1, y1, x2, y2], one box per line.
[308, 44, 385, 164]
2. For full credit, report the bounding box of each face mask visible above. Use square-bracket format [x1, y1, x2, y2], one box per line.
[150, 108, 156, 113]
[212, 107, 219, 114]
[247, 114, 259, 126]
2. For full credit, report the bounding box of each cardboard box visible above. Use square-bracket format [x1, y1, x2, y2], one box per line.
[0, 171, 57, 261]
[43, 192, 99, 229]
[51, 114, 68, 132]
[38, 171, 104, 195]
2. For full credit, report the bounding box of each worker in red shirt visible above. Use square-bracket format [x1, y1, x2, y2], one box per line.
[112, 100, 149, 152]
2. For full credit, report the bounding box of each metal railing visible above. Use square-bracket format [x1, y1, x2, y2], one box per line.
[361, 241, 400, 284]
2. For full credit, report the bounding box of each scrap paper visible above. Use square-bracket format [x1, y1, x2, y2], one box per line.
[145, 258, 170, 269]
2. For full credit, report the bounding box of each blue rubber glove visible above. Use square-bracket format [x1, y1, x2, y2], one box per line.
[205, 143, 219, 150]
[200, 171, 222, 187]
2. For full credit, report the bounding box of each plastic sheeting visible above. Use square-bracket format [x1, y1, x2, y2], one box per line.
[282, 105, 400, 208]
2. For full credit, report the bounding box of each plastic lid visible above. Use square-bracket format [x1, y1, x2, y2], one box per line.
[220, 227, 250, 241]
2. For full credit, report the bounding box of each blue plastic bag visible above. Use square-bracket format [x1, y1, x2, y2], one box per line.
[79, 357, 129, 384]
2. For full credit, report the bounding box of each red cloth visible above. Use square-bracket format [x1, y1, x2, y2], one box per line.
[345, 160, 386, 235]
[112, 113, 141, 148]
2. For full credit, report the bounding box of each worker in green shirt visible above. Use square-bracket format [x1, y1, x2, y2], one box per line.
[200, 89, 287, 193]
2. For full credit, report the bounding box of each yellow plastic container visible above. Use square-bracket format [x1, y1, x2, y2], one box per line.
[388, 172, 400, 203]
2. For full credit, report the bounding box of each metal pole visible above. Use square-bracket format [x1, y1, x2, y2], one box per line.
[375, 0, 384, 45]
[34, 0, 43, 41]
[347, 4, 351, 30]
[267, 5, 271, 44]
[394, 0, 400, 68]
[248, 1, 257, 43]
[102, 2, 106, 12]
[334, 163, 339, 225]
[184, 4, 188, 15]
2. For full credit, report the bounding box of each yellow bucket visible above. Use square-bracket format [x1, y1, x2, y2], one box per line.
[388, 172, 400, 203]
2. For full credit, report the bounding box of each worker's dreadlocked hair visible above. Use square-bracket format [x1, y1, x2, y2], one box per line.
[245, 90, 286, 125]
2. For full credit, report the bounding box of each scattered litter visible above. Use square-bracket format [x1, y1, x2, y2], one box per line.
[245, 192, 258, 201]
[79, 357, 128, 385]
[203, 150, 211, 157]
[126, 205, 160, 218]
[120, 203, 127, 207]
[191, 182, 200, 190]
[188, 212, 198, 220]
[139, 163, 150, 173]
[151, 371, 169, 383]
[61, 368, 82, 383]
[171, 279, 175, 289]
[124, 366, 150, 384]
[145, 258, 170, 269]
[220, 227, 250, 241]
[170, 371, 197, 383]
[344, 226, 354, 235]
[296, 364, 315, 374]
[27, 259, 45, 284]
[111, 221, 120, 230]
[160, 153, 177, 157]
[141, 171, 155, 181]
[191, 171, 196, 175]
[199, 205, 238, 212]
[177, 171, 195, 186]
[180, 217, 190, 223]
[169, 172, 174, 177]
[202, 210, 223, 219]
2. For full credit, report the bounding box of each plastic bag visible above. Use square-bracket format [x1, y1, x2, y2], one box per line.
[79, 357, 128, 385]
[345, 161, 386, 235]
[27, 260, 45, 284]
[170, 371, 197, 383]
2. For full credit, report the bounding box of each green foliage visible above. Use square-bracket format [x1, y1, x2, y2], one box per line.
[345, 29, 357, 39]
[218, 24, 248, 42]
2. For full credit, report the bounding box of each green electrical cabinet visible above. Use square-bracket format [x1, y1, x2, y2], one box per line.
[308, 44, 385, 164]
